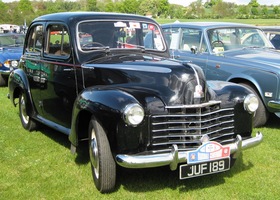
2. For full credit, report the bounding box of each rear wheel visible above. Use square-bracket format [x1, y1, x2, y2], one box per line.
[19, 93, 37, 131]
[240, 83, 269, 127]
[88, 117, 116, 193]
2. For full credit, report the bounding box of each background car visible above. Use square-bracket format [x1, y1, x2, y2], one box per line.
[0, 33, 25, 86]
[260, 26, 280, 50]
[162, 22, 280, 127]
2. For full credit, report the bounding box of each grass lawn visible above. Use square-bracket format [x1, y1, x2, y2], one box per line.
[0, 84, 279, 200]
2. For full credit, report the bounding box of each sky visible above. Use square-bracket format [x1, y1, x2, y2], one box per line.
[168, 0, 280, 7]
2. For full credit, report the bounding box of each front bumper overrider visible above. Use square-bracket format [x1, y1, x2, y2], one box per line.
[116, 132, 263, 171]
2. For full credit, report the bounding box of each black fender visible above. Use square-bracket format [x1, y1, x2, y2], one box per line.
[207, 80, 253, 105]
[69, 87, 143, 147]
[207, 80, 254, 135]
[8, 69, 35, 117]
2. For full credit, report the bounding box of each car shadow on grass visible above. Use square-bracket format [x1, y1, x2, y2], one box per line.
[37, 124, 256, 193]
[39, 124, 90, 165]
[115, 153, 253, 193]
[36, 120, 265, 193]
[263, 114, 280, 128]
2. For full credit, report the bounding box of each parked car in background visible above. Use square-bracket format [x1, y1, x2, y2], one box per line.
[260, 26, 280, 50]
[162, 22, 280, 127]
[8, 13, 262, 193]
[0, 33, 25, 86]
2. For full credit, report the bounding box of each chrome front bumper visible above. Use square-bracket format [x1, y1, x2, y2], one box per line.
[116, 132, 263, 171]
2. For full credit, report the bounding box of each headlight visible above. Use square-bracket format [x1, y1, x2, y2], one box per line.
[244, 94, 259, 113]
[4, 60, 18, 68]
[11, 60, 18, 68]
[123, 103, 144, 126]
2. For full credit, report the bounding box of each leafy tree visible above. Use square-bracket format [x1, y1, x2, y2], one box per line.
[261, 6, 268, 15]
[251, 6, 259, 15]
[157, 0, 169, 17]
[212, 2, 235, 18]
[187, 0, 205, 18]
[0, 0, 9, 23]
[273, 6, 279, 14]
[168, 4, 185, 19]
[18, 0, 34, 14]
[208, 0, 222, 7]
[249, 0, 260, 7]
[118, 0, 140, 14]
[18, 0, 34, 24]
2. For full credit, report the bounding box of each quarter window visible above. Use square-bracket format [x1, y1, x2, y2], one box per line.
[26, 25, 43, 54]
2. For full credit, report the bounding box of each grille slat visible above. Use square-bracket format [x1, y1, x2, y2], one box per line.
[150, 101, 235, 151]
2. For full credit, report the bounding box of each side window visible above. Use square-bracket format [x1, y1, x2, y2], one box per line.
[45, 24, 70, 57]
[26, 25, 43, 54]
[180, 28, 202, 51]
[162, 27, 181, 50]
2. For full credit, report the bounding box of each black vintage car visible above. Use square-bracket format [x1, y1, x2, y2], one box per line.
[8, 12, 262, 193]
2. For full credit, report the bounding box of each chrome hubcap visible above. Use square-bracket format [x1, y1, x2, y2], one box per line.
[20, 96, 29, 124]
[89, 129, 99, 178]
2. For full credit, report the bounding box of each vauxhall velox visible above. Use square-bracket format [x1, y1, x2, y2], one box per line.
[8, 12, 262, 193]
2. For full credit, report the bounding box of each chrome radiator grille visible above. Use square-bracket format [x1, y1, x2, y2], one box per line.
[150, 101, 235, 152]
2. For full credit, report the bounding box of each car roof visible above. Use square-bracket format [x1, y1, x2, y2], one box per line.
[33, 11, 157, 24]
[259, 26, 280, 32]
[162, 22, 258, 30]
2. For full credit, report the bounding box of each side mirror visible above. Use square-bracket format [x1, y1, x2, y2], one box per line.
[191, 46, 197, 54]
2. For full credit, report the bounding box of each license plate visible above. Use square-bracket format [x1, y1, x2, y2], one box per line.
[179, 157, 230, 179]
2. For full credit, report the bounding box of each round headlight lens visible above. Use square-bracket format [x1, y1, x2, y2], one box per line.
[244, 94, 259, 113]
[11, 60, 18, 68]
[123, 103, 144, 126]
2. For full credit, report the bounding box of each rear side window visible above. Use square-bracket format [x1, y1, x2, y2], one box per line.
[45, 24, 70, 57]
[26, 25, 43, 54]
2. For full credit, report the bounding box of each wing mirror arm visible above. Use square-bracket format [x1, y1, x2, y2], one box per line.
[191, 46, 197, 54]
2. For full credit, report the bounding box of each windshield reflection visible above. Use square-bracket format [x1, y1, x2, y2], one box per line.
[77, 20, 165, 51]
[207, 27, 274, 53]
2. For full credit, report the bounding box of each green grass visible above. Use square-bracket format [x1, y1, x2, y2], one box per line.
[0, 86, 279, 199]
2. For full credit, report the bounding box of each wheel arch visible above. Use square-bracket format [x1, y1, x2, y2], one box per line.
[229, 77, 264, 104]
[69, 88, 139, 151]
[8, 69, 35, 116]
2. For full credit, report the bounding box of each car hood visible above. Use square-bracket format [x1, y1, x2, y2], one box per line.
[223, 48, 280, 70]
[83, 54, 208, 106]
[0, 47, 23, 61]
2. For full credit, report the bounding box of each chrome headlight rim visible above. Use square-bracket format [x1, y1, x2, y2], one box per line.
[244, 94, 259, 114]
[11, 60, 18, 68]
[123, 103, 144, 126]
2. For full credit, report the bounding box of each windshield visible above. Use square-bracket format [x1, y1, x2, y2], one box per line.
[207, 27, 274, 53]
[77, 20, 165, 51]
[0, 34, 25, 47]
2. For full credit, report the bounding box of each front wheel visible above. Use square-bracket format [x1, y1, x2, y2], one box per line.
[88, 117, 116, 193]
[0, 74, 7, 86]
[19, 93, 37, 131]
[240, 83, 269, 127]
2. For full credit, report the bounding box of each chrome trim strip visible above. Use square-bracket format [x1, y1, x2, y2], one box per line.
[268, 100, 280, 109]
[116, 132, 263, 170]
[165, 100, 221, 109]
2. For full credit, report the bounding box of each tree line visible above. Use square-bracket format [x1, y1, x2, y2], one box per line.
[1, 0, 280, 26]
